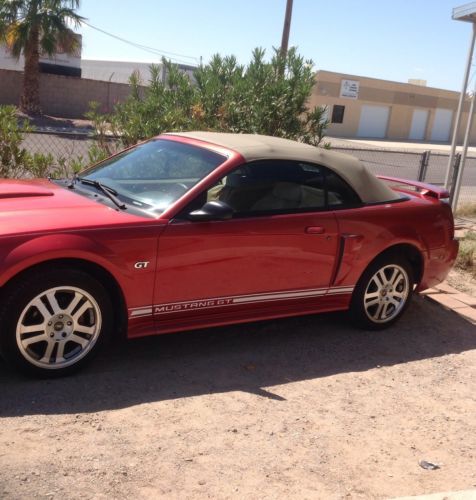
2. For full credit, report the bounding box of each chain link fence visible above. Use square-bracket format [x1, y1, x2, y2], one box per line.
[20, 131, 476, 207]
[331, 145, 476, 207]
[23, 131, 94, 160]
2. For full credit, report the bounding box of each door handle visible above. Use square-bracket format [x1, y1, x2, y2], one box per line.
[305, 226, 325, 234]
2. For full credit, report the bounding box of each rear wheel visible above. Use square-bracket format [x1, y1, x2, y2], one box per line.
[0, 267, 112, 377]
[350, 255, 414, 330]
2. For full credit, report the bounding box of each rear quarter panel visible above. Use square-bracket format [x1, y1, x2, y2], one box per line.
[333, 196, 454, 287]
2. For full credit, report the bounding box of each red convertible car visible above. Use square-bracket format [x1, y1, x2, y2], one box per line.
[0, 132, 458, 376]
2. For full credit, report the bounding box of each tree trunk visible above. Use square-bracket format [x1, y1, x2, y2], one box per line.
[20, 26, 42, 115]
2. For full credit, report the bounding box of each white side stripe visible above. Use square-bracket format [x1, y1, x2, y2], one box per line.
[130, 307, 153, 318]
[128, 286, 354, 318]
[233, 289, 327, 303]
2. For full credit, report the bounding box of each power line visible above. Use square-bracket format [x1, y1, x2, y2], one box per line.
[80, 21, 199, 66]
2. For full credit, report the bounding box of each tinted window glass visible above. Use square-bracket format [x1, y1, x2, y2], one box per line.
[83, 139, 225, 213]
[204, 160, 360, 216]
[326, 171, 361, 206]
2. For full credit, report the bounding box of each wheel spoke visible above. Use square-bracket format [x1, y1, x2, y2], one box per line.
[45, 292, 61, 314]
[56, 342, 66, 363]
[375, 270, 387, 288]
[365, 297, 380, 307]
[19, 323, 46, 335]
[389, 297, 401, 308]
[72, 300, 93, 321]
[65, 292, 82, 315]
[389, 268, 401, 286]
[31, 298, 52, 322]
[374, 302, 384, 320]
[70, 334, 89, 349]
[74, 324, 95, 335]
[22, 333, 48, 347]
[40, 340, 56, 364]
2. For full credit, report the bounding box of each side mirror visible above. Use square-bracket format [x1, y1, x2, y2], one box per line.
[188, 200, 234, 221]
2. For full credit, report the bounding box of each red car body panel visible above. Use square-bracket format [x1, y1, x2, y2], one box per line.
[0, 136, 458, 340]
[0, 179, 164, 327]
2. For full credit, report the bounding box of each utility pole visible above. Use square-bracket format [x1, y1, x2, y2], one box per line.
[444, 23, 476, 188]
[280, 0, 294, 58]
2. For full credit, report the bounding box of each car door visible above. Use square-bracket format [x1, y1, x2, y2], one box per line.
[153, 160, 350, 331]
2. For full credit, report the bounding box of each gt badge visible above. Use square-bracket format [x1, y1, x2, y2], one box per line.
[134, 261, 150, 269]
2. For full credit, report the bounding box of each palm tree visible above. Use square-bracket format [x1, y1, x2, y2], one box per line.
[0, 0, 84, 114]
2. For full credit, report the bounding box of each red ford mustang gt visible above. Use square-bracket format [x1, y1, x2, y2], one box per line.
[0, 132, 458, 376]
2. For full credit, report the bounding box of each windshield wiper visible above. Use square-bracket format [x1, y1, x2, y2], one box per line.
[75, 177, 127, 210]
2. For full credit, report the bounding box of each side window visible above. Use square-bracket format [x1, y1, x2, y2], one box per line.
[177, 160, 362, 219]
[205, 160, 362, 216]
[326, 171, 361, 207]
[206, 161, 326, 215]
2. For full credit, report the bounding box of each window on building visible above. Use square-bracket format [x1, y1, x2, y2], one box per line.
[331, 105, 345, 124]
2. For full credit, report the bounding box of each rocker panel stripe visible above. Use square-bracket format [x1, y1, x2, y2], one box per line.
[129, 286, 354, 318]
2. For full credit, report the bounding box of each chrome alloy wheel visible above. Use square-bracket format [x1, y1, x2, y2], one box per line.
[363, 264, 410, 324]
[15, 286, 102, 370]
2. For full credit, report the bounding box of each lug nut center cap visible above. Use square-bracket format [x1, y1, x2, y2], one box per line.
[54, 321, 64, 331]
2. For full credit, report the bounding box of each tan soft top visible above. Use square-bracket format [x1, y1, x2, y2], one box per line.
[167, 132, 398, 204]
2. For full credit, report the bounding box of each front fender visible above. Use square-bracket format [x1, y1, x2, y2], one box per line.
[0, 233, 128, 288]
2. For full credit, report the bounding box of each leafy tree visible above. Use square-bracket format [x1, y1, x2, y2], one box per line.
[194, 47, 321, 138]
[0, 0, 84, 114]
[109, 62, 198, 146]
[104, 48, 329, 148]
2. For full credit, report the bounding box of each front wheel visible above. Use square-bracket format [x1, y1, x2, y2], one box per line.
[350, 255, 414, 330]
[0, 267, 113, 377]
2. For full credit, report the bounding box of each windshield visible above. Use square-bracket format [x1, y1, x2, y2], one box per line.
[82, 139, 226, 213]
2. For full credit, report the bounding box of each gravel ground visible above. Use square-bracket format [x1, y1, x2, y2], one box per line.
[0, 295, 475, 499]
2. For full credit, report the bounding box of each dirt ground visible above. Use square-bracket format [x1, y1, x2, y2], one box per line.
[0, 294, 475, 500]
[448, 268, 476, 297]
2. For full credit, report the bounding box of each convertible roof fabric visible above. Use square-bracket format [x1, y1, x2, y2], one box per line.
[167, 132, 399, 204]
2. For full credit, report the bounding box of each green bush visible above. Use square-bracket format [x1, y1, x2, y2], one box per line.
[99, 48, 328, 148]
[0, 105, 57, 178]
[0, 105, 32, 178]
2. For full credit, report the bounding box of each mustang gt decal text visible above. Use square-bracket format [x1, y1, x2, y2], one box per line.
[128, 286, 355, 318]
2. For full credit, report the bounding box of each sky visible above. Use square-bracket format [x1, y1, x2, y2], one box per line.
[76, 0, 474, 91]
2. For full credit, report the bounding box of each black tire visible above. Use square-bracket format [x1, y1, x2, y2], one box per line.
[350, 253, 414, 330]
[0, 266, 113, 377]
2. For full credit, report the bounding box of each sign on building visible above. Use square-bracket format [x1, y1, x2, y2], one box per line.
[340, 79, 360, 99]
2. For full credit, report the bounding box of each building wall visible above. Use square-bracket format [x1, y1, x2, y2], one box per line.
[1, 65, 475, 144]
[311, 70, 476, 144]
[0, 69, 22, 107]
[0, 68, 137, 117]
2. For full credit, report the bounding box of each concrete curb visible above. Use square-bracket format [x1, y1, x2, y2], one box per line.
[33, 126, 93, 135]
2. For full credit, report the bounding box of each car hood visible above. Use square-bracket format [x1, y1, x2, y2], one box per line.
[0, 179, 149, 237]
